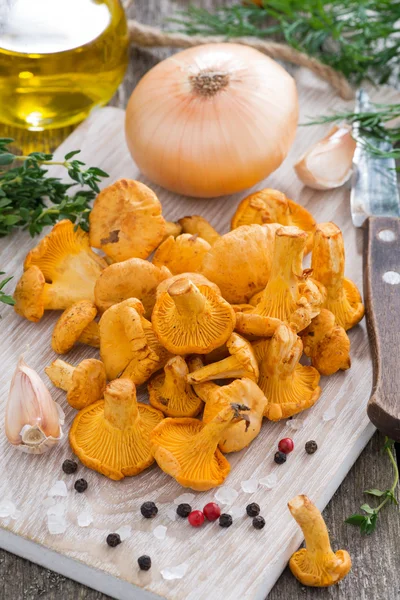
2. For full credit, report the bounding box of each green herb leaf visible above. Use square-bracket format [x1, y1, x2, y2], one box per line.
[364, 488, 386, 497]
[360, 504, 376, 515]
[0, 273, 15, 306]
[345, 514, 366, 526]
[0, 138, 108, 238]
[174, 1, 400, 85]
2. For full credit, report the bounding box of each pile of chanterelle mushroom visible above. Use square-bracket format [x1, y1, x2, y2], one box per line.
[13, 179, 365, 489]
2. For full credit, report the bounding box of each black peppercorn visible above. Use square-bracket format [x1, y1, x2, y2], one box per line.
[138, 555, 151, 571]
[176, 503, 192, 518]
[305, 440, 318, 454]
[62, 459, 78, 475]
[74, 478, 88, 493]
[140, 501, 158, 518]
[274, 451, 287, 465]
[246, 502, 260, 517]
[106, 533, 121, 547]
[219, 513, 233, 528]
[252, 516, 265, 530]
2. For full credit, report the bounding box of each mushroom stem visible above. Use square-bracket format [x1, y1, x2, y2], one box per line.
[188, 356, 219, 401]
[168, 278, 206, 316]
[191, 404, 239, 451]
[78, 320, 100, 347]
[187, 355, 243, 383]
[288, 495, 332, 555]
[311, 223, 344, 299]
[161, 357, 189, 399]
[104, 379, 139, 430]
[255, 227, 307, 319]
[45, 359, 74, 391]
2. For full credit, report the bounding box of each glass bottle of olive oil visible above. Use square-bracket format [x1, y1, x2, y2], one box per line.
[0, 0, 129, 130]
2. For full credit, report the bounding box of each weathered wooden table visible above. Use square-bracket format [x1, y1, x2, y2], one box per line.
[0, 1, 399, 599]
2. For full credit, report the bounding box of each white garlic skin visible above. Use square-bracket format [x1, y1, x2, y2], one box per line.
[294, 125, 356, 190]
[5, 357, 64, 454]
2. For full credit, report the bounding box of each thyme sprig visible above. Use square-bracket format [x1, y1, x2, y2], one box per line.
[346, 437, 399, 534]
[305, 102, 400, 162]
[0, 139, 108, 237]
[173, 1, 400, 85]
[0, 273, 15, 306]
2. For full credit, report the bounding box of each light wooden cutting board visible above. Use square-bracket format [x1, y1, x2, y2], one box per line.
[0, 73, 399, 600]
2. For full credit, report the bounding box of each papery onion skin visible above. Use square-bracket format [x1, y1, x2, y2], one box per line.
[294, 125, 356, 191]
[125, 43, 298, 198]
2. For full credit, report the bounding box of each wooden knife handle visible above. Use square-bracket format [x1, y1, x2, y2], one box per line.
[364, 216, 400, 441]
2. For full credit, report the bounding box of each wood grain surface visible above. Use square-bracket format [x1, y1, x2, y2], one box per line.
[0, 1, 399, 600]
[364, 217, 400, 441]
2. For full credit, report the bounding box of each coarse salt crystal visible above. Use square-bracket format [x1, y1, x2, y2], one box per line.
[116, 525, 131, 541]
[259, 473, 278, 490]
[47, 503, 65, 518]
[161, 562, 189, 581]
[153, 525, 167, 540]
[173, 493, 195, 505]
[241, 478, 258, 494]
[228, 506, 245, 519]
[48, 480, 68, 497]
[214, 487, 238, 505]
[42, 497, 56, 509]
[286, 418, 305, 431]
[47, 513, 67, 535]
[322, 405, 336, 422]
[77, 510, 93, 528]
[167, 508, 177, 522]
[0, 499, 17, 519]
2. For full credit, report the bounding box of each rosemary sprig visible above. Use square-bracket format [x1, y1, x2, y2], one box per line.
[174, 1, 400, 85]
[345, 437, 399, 534]
[0, 273, 15, 306]
[0, 139, 109, 237]
[305, 102, 400, 162]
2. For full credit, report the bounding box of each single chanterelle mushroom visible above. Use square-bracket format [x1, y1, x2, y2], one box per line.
[190, 360, 267, 453]
[156, 272, 220, 298]
[311, 222, 364, 330]
[253, 323, 321, 420]
[70, 378, 163, 480]
[45, 358, 106, 410]
[152, 277, 235, 355]
[89, 179, 166, 262]
[288, 495, 352, 587]
[99, 298, 159, 381]
[231, 189, 316, 254]
[300, 309, 351, 376]
[252, 226, 323, 325]
[150, 403, 249, 491]
[148, 356, 203, 417]
[187, 333, 259, 384]
[51, 301, 99, 354]
[152, 234, 211, 275]
[14, 221, 107, 321]
[178, 215, 220, 246]
[201, 224, 280, 304]
[14, 266, 60, 322]
[94, 258, 171, 317]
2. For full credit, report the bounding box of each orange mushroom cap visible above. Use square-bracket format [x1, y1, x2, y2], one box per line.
[152, 234, 211, 275]
[89, 178, 166, 262]
[253, 323, 321, 421]
[152, 278, 236, 355]
[70, 378, 164, 480]
[231, 189, 315, 253]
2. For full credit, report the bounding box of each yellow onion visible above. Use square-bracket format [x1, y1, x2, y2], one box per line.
[125, 43, 298, 198]
[294, 125, 356, 190]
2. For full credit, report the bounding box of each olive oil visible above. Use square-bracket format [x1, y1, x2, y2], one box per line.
[0, 0, 129, 130]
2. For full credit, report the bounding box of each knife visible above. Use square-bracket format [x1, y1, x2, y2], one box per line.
[351, 88, 400, 441]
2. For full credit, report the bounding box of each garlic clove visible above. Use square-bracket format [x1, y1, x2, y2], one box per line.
[5, 357, 64, 454]
[294, 125, 356, 190]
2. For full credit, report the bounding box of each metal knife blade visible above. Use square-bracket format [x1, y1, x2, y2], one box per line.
[350, 88, 400, 228]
